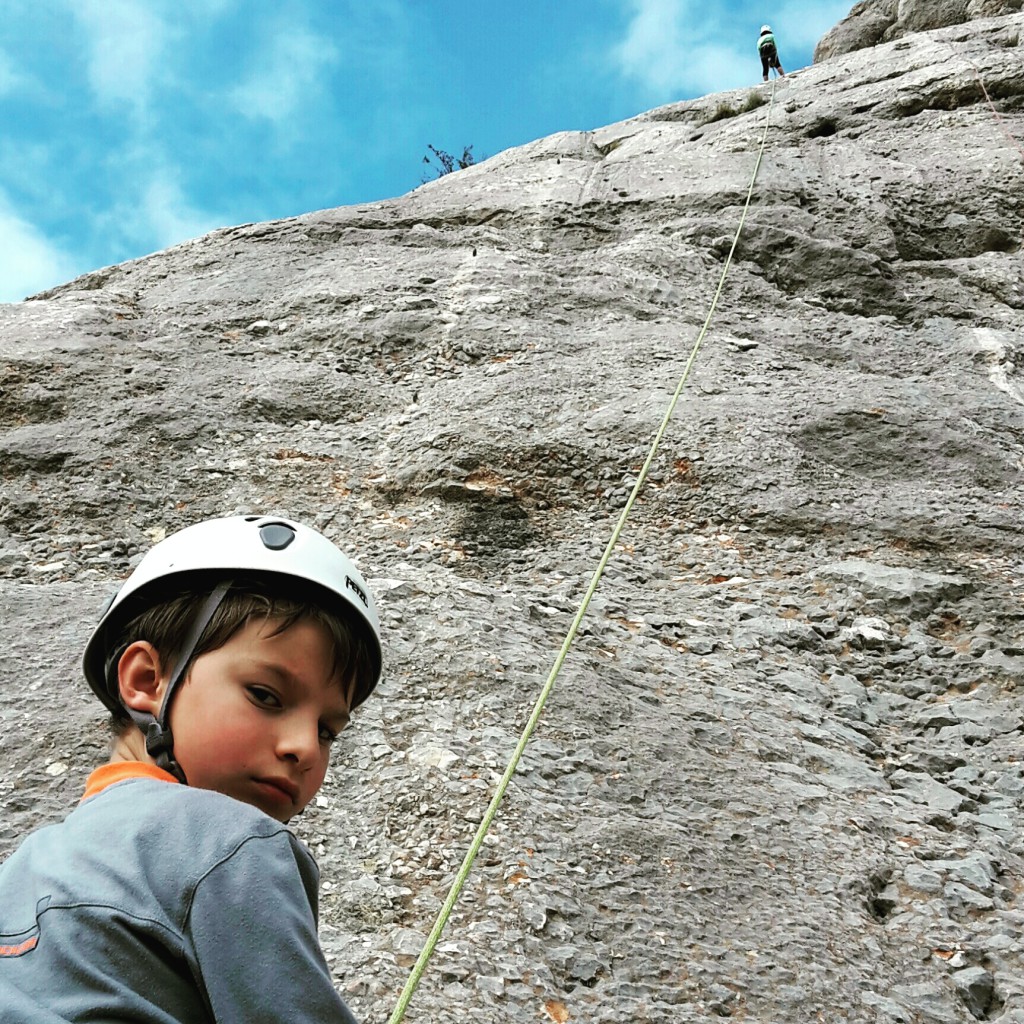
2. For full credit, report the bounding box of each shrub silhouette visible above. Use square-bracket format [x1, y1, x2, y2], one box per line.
[422, 144, 476, 182]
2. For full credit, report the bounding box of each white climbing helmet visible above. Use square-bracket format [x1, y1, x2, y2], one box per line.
[82, 514, 383, 716]
[761, 25, 772, 34]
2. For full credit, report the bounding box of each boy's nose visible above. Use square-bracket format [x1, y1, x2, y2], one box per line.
[276, 719, 320, 768]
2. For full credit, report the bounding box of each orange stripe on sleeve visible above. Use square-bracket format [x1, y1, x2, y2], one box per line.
[0, 936, 38, 957]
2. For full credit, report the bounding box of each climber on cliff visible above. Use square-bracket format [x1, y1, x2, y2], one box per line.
[757, 25, 786, 83]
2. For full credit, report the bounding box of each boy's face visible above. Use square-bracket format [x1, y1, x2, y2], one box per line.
[164, 616, 352, 821]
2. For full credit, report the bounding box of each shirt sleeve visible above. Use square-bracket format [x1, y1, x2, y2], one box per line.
[186, 831, 360, 1024]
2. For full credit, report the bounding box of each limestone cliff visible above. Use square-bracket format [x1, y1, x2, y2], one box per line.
[1, 9, 1023, 1024]
[815, 0, 1022, 60]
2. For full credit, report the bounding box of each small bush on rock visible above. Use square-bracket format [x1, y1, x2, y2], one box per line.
[705, 91, 766, 125]
[422, 144, 476, 182]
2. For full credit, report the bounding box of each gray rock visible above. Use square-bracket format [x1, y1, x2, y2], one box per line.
[891, 981, 962, 1024]
[841, 615, 901, 650]
[905, 862, 944, 894]
[913, 705, 962, 731]
[889, 770, 966, 814]
[950, 966, 994, 1019]
[861, 989, 918, 1021]
[944, 882, 996, 913]
[732, 616, 823, 652]
[979, 649, 1024, 679]
[932, 852, 997, 894]
[388, 927, 428, 957]
[816, 560, 974, 616]
[815, 0, 1023, 61]
[971, 811, 1015, 832]
[474, 975, 505, 996]
[898, 746, 967, 776]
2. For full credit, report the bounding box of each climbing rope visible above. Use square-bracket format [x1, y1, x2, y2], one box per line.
[946, 39, 1024, 163]
[386, 76, 779, 1024]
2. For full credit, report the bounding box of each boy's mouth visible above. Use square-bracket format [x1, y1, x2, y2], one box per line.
[253, 776, 299, 806]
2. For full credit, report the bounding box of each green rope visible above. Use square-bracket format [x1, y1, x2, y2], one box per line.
[386, 78, 777, 1024]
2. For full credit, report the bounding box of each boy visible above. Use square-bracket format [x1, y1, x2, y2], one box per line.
[0, 515, 382, 1023]
[758, 24, 786, 82]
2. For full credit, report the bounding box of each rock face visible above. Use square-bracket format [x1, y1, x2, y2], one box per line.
[815, 0, 1023, 60]
[2, 11, 1023, 1024]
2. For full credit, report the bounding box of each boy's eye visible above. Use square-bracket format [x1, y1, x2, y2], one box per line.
[318, 724, 338, 745]
[248, 686, 281, 709]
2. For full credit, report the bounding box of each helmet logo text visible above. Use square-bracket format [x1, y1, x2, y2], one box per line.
[345, 576, 368, 607]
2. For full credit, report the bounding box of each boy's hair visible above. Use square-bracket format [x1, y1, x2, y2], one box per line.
[107, 579, 375, 736]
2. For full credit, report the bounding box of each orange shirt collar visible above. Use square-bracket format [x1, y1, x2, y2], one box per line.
[81, 761, 180, 802]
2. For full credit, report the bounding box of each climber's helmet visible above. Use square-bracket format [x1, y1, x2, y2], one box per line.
[82, 515, 383, 780]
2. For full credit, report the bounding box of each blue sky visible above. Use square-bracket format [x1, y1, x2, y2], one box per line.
[0, 0, 851, 303]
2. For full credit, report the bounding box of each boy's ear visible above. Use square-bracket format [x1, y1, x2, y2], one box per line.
[117, 642, 168, 718]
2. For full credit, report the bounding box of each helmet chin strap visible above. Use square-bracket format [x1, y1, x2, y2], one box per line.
[123, 582, 232, 785]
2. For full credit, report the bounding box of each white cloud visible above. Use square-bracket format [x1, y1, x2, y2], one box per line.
[0, 49, 22, 95]
[68, 0, 245, 112]
[0, 192, 78, 303]
[614, 0, 687, 89]
[613, 0, 746, 96]
[230, 27, 339, 124]
[71, 0, 169, 112]
[610, 0, 851, 97]
[775, 0, 853, 50]
[139, 173, 224, 250]
[684, 41, 758, 94]
[84, 152, 225, 255]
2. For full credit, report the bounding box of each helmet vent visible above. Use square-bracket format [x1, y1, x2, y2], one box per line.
[259, 523, 296, 550]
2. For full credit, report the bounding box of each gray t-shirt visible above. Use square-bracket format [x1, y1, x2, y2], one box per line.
[0, 766, 359, 1023]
